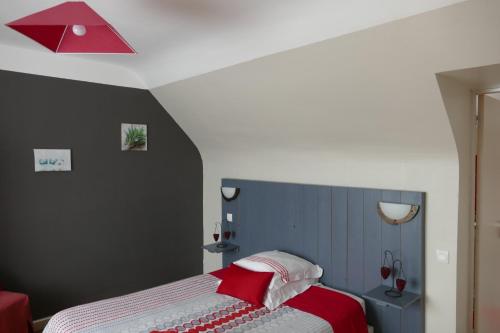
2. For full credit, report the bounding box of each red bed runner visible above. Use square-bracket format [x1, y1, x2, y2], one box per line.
[285, 286, 368, 333]
[211, 269, 367, 333]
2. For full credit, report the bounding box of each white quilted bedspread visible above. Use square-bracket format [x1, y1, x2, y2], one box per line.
[44, 274, 332, 333]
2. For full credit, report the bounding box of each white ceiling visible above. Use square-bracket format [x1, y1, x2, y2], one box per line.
[0, 0, 464, 88]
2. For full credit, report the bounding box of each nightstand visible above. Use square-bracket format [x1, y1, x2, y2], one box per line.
[362, 286, 422, 333]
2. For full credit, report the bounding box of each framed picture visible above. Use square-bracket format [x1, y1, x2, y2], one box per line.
[34, 149, 72, 172]
[121, 123, 147, 151]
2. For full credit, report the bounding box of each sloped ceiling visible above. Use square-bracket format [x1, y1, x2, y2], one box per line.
[0, 0, 465, 88]
[151, 0, 500, 160]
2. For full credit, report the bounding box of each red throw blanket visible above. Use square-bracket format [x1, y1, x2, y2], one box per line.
[0, 291, 33, 333]
[285, 286, 368, 333]
[211, 269, 367, 333]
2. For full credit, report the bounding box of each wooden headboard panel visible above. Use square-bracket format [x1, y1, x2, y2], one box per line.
[221, 179, 425, 332]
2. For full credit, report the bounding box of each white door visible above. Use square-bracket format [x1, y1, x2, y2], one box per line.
[476, 95, 500, 332]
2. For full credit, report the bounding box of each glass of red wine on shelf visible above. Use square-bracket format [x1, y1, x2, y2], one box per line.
[213, 222, 220, 242]
[380, 250, 393, 280]
[214, 222, 232, 248]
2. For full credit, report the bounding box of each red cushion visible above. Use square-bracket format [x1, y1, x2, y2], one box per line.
[209, 267, 230, 280]
[216, 264, 274, 306]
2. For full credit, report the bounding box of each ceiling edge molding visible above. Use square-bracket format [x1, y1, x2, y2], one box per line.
[0, 43, 145, 89]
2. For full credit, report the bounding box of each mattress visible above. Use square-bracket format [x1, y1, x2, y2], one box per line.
[44, 274, 366, 333]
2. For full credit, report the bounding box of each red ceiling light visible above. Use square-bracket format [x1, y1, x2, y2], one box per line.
[6, 1, 135, 54]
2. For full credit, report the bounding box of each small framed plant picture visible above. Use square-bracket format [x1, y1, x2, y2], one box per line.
[121, 123, 147, 151]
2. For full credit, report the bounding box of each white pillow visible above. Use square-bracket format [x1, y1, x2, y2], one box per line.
[233, 251, 323, 308]
[234, 251, 323, 283]
[263, 278, 317, 310]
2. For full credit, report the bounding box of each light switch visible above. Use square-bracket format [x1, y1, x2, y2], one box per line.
[436, 249, 449, 264]
[226, 213, 233, 222]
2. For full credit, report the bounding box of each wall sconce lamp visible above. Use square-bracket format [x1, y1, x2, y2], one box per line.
[377, 202, 419, 225]
[221, 187, 240, 202]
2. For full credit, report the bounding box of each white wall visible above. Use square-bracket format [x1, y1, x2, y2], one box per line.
[151, 0, 500, 332]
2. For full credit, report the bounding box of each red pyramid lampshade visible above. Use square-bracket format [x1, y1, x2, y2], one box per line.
[6, 1, 135, 54]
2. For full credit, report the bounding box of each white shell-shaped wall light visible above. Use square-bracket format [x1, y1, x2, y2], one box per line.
[377, 202, 419, 225]
[221, 187, 240, 202]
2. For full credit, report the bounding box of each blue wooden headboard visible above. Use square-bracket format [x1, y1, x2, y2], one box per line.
[221, 178, 425, 333]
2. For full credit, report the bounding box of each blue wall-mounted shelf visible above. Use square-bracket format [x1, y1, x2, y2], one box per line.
[363, 285, 421, 310]
[203, 243, 239, 253]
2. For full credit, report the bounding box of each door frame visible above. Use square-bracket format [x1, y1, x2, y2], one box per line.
[471, 89, 500, 332]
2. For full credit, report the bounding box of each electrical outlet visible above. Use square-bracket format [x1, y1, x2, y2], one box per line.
[226, 213, 233, 222]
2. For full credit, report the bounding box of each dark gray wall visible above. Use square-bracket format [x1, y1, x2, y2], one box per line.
[0, 70, 203, 319]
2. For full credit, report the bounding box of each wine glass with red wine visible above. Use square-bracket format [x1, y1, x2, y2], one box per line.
[396, 261, 407, 292]
[381, 250, 393, 280]
[213, 222, 220, 242]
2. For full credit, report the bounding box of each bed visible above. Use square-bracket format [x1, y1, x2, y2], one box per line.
[44, 271, 369, 333]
